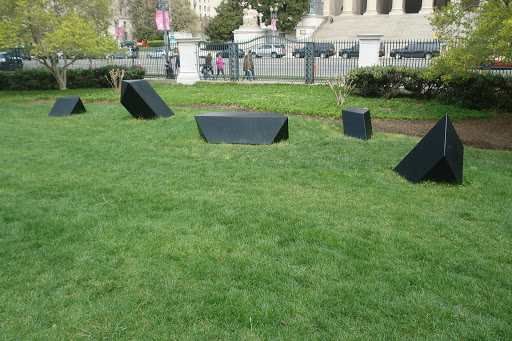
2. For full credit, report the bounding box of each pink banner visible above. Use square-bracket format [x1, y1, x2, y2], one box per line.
[115, 27, 123, 37]
[155, 10, 170, 30]
[271, 19, 277, 31]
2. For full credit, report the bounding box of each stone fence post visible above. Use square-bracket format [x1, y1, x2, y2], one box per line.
[357, 34, 383, 68]
[176, 37, 201, 85]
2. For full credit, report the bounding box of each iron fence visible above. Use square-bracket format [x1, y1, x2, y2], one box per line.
[5, 38, 511, 81]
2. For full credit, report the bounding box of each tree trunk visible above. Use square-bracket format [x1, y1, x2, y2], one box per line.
[38, 56, 70, 90]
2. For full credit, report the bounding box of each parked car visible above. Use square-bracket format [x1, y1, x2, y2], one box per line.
[218, 48, 244, 58]
[0, 52, 23, 71]
[107, 51, 128, 59]
[339, 43, 385, 59]
[7, 49, 31, 60]
[479, 56, 512, 69]
[293, 43, 335, 58]
[389, 42, 440, 60]
[121, 40, 135, 47]
[254, 44, 286, 58]
[147, 49, 168, 58]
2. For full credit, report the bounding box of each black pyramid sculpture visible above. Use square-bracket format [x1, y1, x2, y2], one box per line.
[342, 106, 372, 140]
[48, 96, 86, 117]
[394, 114, 464, 184]
[195, 112, 288, 144]
[120, 80, 174, 119]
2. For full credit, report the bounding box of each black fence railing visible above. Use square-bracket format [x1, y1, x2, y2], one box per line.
[4, 39, 511, 81]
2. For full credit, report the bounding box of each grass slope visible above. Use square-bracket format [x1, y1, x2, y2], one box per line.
[0, 102, 510, 339]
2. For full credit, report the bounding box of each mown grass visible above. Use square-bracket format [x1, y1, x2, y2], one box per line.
[0, 82, 493, 121]
[0, 99, 511, 339]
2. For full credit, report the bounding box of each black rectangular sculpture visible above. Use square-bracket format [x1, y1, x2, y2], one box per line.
[394, 114, 464, 184]
[195, 112, 288, 144]
[120, 80, 174, 119]
[48, 96, 86, 117]
[342, 106, 372, 140]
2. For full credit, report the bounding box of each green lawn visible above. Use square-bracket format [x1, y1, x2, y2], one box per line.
[0, 87, 511, 339]
[0, 82, 493, 121]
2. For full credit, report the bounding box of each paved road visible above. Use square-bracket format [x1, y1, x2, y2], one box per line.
[21, 56, 509, 80]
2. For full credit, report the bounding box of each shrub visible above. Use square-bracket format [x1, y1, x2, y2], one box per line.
[438, 71, 512, 111]
[147, 40, 165, 47]
[401, 68, 446, 99]
[2, 68, 59, 91]
[347, 66, 407, 99]
[0, 65, 145, 91]
[347, 66, 512, 111]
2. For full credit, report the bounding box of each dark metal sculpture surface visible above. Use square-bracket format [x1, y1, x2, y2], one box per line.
[48, 96, 86, 117]
[120, 80, 174, 119]
[342, 106, 373, 140]
[394, 114, 464, 184]
[195, 112, 289, 145]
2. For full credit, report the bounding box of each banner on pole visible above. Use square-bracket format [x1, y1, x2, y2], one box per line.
[271, 19, 277, 31]
[115, 27, 123, 37]
[155, 10, 170, 30]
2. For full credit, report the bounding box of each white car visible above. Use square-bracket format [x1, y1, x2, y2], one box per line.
[254, 44, 286, 58]
[146, 49, 174, 58]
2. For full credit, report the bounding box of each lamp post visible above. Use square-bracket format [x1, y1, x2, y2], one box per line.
[158, 0, 169, 61]
[114, 19, 119, 45]
[270, 4, 278, 43]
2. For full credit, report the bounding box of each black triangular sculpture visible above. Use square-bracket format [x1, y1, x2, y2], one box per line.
[195, 112, 288, 144]
[394, 114, 464, 184]
[120, 80, 174, 119]
[342, 106, 372, 140]
[48, 96, 86, 117]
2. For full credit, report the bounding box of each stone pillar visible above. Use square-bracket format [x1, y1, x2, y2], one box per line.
[358, 34, 383, 67]
[341, 0, 354, 15]
[176, 37, 201, 85]
[364, 0, 379, 15]
[419, 0, 434, 13]
[389, 0, 405, 14]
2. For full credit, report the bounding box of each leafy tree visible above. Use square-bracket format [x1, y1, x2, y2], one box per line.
[0, 0, 118, 90]
[428, 0, 512, 76]
[248, 0, 308, 34]
[204, 0, 244, 41]
[129, 0, 198, 41]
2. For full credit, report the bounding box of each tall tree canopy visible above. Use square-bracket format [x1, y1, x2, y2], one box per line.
[129, 0, 198, 41]
[204, 0, 243, 41]
[248, 0, 308, 34]
[0, 0, 118, 90]
[428, 0, 512, 74]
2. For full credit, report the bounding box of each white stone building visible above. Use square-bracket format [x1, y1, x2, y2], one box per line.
[108, 0, 135, 42]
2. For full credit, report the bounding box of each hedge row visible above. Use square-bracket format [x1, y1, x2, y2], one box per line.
[0, 65, 145, 91]
[347, 66, 512, 111]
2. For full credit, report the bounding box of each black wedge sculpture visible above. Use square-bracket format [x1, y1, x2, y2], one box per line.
[120, 80, 174, 119]
[394, 114, 464, 184]
[48, 96, 86, 117]
[195, 112, 289, 144]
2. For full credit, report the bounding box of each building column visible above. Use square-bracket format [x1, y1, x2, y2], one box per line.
[364, 0, 379, 15]
[389, 0, 405, 14]
[419, 0, 434, 13]
[341, 0, 354, 15]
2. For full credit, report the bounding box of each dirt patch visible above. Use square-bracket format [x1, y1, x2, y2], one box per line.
[294, 112, 511, 151]
[372, 112, 512, 151]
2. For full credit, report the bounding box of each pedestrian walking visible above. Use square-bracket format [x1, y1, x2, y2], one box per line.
[216, 54, 225, 79]
[205, 53, 213, 79]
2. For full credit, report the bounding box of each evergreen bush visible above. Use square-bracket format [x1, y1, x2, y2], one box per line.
[0, 65, 145, 91]
[347, 66, 512, 110]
